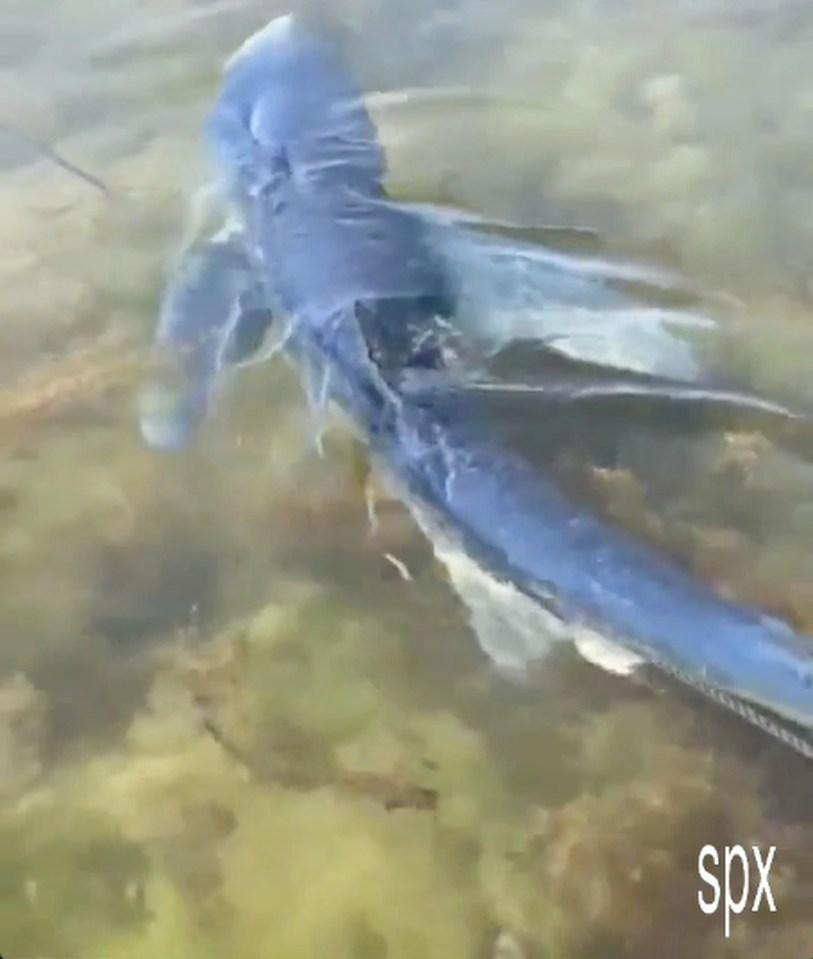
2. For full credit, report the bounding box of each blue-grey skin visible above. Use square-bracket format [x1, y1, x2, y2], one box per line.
[139, 226, 270, 450]
[141, 14, 813, 750]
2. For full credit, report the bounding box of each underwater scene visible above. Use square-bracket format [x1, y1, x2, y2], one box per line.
[1, 0, 813, 956]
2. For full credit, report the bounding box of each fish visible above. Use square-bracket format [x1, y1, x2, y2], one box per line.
[140, 13, 813, 758]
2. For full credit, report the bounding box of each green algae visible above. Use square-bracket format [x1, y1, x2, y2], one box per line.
[0, 800, 148, 958]
[2, 3, 813, 959]
[3, 584, 812, 959]
[371, 0, 813, 305]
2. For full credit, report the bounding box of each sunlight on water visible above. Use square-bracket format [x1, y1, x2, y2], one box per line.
[1, 1, 813, 958]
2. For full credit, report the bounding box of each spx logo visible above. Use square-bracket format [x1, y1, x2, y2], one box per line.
[698, 844, 777, 937]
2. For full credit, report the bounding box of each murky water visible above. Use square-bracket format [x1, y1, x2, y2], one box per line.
[1, 1, 813, 957]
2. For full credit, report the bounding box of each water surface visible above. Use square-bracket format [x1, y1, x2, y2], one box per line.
[1, 1, 813, 957]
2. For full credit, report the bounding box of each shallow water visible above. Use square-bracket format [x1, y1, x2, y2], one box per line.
[2, 1, 813, 957]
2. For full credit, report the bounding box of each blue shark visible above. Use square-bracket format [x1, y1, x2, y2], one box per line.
[140, 14, 813, 758]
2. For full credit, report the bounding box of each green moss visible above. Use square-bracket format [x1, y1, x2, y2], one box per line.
[242, 605, 396, 746]
[220, 789, 484, 959]
[97, 877, 219, 959]
[0, 800, 148, 958]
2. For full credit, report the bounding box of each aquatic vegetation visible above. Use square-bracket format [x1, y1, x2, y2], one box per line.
[0, 345, 143, 445]
[0, 673, 46, 799]
[3, 2, 813, 958]
[562, 428, 813, 633]
[366, 0, 813, 313]
[0, 591, 483, 957]
[481, 703, 813, 959]
[4, 580, 812, 959]
[0, 797, 149, 958]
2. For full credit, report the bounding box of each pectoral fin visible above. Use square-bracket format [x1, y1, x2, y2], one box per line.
[140, 230, 273, 451]
[402, 341, 813, 461]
